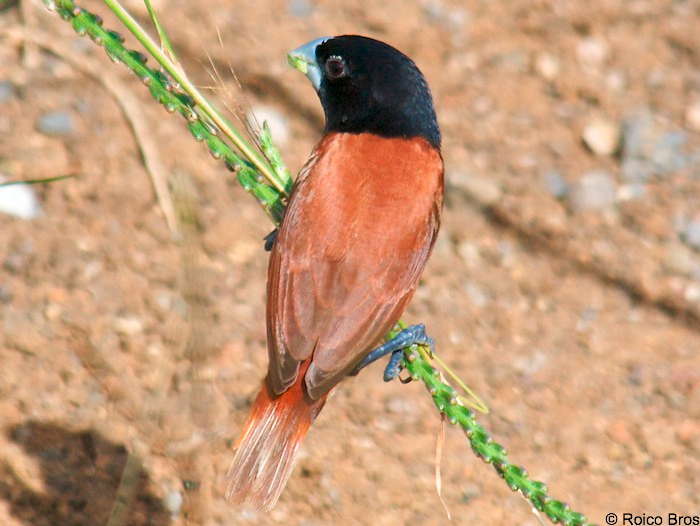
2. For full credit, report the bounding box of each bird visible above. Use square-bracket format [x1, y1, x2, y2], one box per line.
[226, 35, 444, 510]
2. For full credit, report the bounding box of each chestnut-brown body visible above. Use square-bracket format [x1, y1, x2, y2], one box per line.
[227, 34, 444, 511]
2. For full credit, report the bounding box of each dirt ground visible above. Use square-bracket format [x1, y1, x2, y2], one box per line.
[1, 0, 700, 525]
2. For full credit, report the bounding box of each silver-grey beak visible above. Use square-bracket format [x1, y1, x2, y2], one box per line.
[287, 36, 331, 91]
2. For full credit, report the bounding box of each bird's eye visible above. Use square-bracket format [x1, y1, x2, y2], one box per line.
[324, 56, 347, 80]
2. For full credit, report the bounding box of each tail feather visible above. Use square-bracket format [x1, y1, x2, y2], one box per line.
[226, 367, 326, 510]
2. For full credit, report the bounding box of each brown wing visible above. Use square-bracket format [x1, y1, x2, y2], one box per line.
[266, 132, 443, 399]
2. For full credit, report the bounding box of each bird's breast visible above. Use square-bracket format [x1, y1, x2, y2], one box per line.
[288, 132, 443, 256]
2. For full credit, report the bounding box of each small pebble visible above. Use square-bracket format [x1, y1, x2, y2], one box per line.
[651, 131, 688, 173]
[423, 2, 468, 30]
[685, 101, 700, 132]
[3, 254, 23, 274]
[0, 284, 12, 303]
[542, 170, 569, 198]
[0, 81, 14, 103]
[605, 70, 626, 92]
[113, 315, 144, 336]
[164, 490, 183, 516]
[582, 118, 620, 156]
[622, 110, 654, 159]
[577, 36, 609, 67]
[681, 218, 700, 251]
[685, 284, 700, 302]
[288, 0, 313, 17]
[248, 105, 289, 146]
[621, 158, 654, 182]
[568, 171, 617, 212]
[513, 351, 547, 376]
[646, 69, 666, 89]
[461, 483, 482, 503]
[456, 241, 480, 266]
[385, 397, 412, 414]
[36, 110, 74, 136]
[493, 51, 529, 73]
[0, 177, 42, 219]
[472, 95, 492, 115]
[464, 281, 488, 308]
[449, 171, 502, 206]
[534, 52, 560, 80]
[664, 243, 700, 276]
[620, 110, 690, 179]
[446, 8, 468, 30]
[577, 307, 598, 332]
[617, 183, 645, 201]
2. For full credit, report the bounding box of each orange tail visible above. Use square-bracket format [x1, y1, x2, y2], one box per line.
[226, 368, 327, 510]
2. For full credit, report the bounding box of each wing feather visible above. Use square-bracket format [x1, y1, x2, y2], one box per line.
[266, 133, 443, 398]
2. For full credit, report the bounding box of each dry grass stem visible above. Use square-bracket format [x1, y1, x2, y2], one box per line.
[1, 25, 179, 235]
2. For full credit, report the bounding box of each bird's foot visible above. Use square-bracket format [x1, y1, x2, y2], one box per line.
[351, 324, 434, 383]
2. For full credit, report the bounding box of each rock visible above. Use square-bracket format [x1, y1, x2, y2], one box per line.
[605, 70, 626, 92]
[456, 241, 480, 266]
[568, 171, 617, 212]
[621, 158, 654, 182]
[577, 36, 609, 67]
[36, 110, 74, 136]
[646, 69, 666, 89]
[461, 483, 481, 503]
[685, 284, 700, 302]
[622, 110, 655, 160]
[681, 217, 700, 251]
[0, 284, 12, 303]
[247, 105, 289, 146]
[288, 0, 313, 17]
[113, 315, 144, 336]
[542, 170, 569, 198]
[576, 307, 598, 331]
[385, 397, 413, 414]
[464, 281, 488, 307]
[472, 96, 492, 115]
[622, 110, 690, 179]
[513, 351, 547, 376]
[686, 101, 700, 132]
[423, 1, 469, 30]
[664, 243, 700, 277]
[449, 171, 502, 206]
[0, 176, 42, 219]
[534, 52, 560, 80]
[651, 131, 688, 173]
[0, 80, 14, 103]
[617, 183, 645, 201]
[582, 118, 620, 156]
[164, 490, 183, 516]
[492, 51, 529, 73]
[2, 242, 33, 273]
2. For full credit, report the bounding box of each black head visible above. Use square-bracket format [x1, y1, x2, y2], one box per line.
[291, 35, 440, 149]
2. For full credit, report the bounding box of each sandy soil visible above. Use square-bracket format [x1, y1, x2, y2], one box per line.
[1, 0, 699, 525]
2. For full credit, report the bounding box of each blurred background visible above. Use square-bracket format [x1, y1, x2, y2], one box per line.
[1, 0, 699, 524]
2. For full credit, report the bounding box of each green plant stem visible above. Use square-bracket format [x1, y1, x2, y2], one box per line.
[400, 341, 591, 526]
[43, 2, 593, 524]
[44, 0, 286, 223]
[101, 0, 288, 195]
